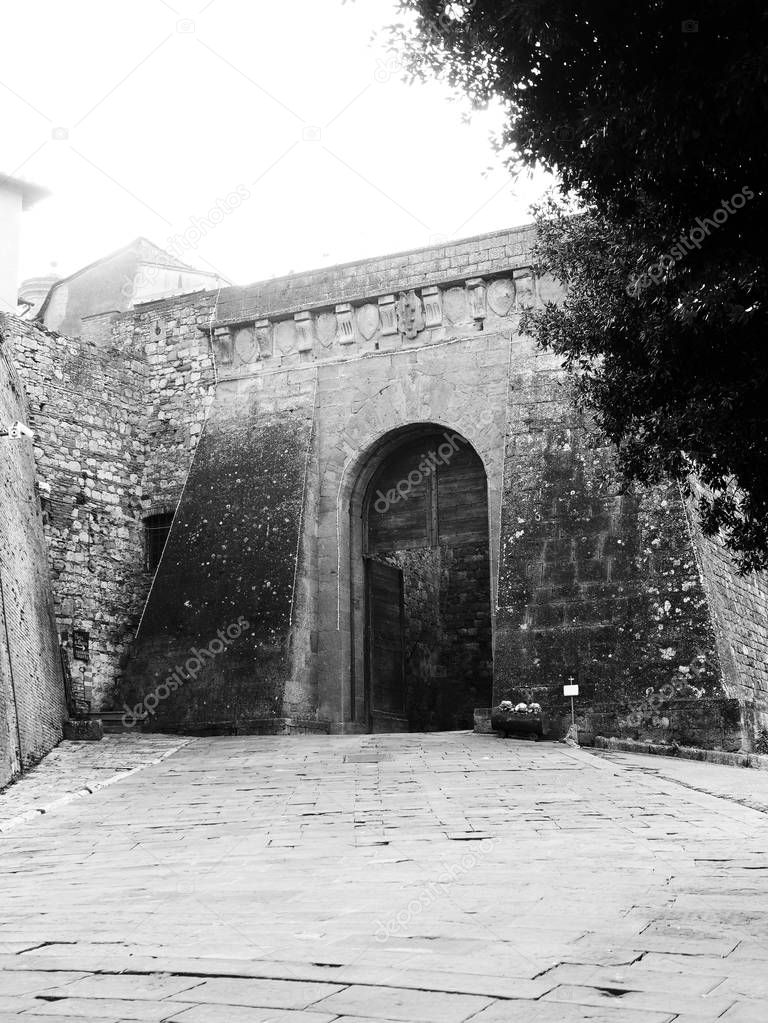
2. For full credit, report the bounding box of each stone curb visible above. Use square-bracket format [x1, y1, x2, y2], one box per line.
[0, 739, 193, 834]
[594, 735, 768, 770]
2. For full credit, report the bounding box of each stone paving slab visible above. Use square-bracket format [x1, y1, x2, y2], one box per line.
[0, 735, 192, 833]
[2, 732, 768, 1020]
[586, 746, 768, 812]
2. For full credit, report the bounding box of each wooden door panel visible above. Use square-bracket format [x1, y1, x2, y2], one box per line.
[365, 558, 406, 724]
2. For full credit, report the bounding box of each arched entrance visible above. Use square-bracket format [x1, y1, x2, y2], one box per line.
[352, 425, 493, 732]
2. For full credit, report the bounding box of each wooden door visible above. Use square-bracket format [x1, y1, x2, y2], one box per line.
[365, 558, 407, 731]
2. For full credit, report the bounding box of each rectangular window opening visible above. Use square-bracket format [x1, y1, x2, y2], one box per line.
[144, 512, 174, 572]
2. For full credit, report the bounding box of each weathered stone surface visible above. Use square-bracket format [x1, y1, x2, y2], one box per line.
[1, 733, 768, 1020]
[121, 390, 313, 733]
[0, 330, 65, 786]
[61, 718, 103, 741]
[3, 226, 768, 745]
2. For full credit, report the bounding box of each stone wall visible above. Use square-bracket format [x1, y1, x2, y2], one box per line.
[494, 361, 734, 746]
[8, 317, 150, 710]
[116, 296, 216, 512]
[113, 226, 743, 744]
[120, 385, 312, 732]
[212, 225, 534, 325]
[7, 225, 768, 749]
[6, 306, 216, 713]
[0, 323, 65, 786]
[685, 487, 768, 747]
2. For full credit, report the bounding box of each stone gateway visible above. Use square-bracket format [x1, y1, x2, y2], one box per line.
[6, 226, 768, 748]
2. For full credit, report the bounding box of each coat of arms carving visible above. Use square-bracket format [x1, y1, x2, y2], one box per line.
[395, 290, 425, 340]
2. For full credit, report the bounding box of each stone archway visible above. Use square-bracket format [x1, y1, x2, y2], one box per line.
[350, 424, 493, 732]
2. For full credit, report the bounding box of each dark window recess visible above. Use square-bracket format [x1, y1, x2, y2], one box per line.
[144, 512, 174, 572]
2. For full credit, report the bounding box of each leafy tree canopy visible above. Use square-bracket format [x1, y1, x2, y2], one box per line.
[388, 1, 768, 570]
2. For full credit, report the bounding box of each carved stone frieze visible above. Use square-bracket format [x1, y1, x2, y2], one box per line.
[466, 278, 487, 322]
[233, 325, 260, 365]
[513, 269, 536, 307]
[378, 294, 397, 336]
[536, 273, 560, 304]
[255, 319, 272, 358]
[396, 290, 425, 340]
[295, 311, 314, 352]
[316, 311, 337, 348]
[356, 303, 379, 341]
[443, 286, 468, 324]
[212, 266, 538, 370]
[275, 319, 297, 356]
[487, 278, 515, 317]
[421, 286, 442, 328]
[336, 303, 355, 345]
[213, 326, 233, 365]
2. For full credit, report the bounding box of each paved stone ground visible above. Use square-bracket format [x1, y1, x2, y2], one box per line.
[1, 733, 768, 1022]
[0, 736, 192, 834]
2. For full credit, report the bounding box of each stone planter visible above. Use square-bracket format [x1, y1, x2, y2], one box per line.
[62, 718, 103, 741]
[473, 707, 494, 734]
[576, 726, 595, 747]
[491, 707, 544, 739]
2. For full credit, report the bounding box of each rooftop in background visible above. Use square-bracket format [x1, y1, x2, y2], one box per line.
[35, 237, 229, 339]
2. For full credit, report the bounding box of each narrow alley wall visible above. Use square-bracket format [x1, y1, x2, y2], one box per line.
[8, 316, 150, 710]
[6, 298, 218, 714]
[0, 324, 65, 786]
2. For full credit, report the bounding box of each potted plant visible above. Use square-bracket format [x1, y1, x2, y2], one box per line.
[491, 700, 544, 739]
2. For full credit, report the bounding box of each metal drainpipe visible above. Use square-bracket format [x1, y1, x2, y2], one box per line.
[0, 562, 23, 775]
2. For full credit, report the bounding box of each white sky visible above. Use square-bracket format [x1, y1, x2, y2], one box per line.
[2, 0, 554, 286]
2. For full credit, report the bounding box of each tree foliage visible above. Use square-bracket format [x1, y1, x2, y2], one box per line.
[389, 1, 768, 570]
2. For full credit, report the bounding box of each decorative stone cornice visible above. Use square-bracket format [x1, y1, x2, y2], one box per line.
[205, 267, 554, 370]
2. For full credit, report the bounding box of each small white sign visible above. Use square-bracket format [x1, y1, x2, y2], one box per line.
[563, 684, 579, 697]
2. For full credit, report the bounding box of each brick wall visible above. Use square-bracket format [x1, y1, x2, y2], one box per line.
[0, 323, 65, 786]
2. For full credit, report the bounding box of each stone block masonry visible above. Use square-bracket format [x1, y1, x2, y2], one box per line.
[8, 318, 149, 712]
[4, 225, 768, 748]
[115, 225, 751, 744]
[7, 303, 217, 714]
[0, 322, 65, 786]
[685, 483, 768, 743]
[120, 389, 313, 732]
[494, 365, 734, 746]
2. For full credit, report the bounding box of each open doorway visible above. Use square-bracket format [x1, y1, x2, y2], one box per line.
[359, 426, 492, 732]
